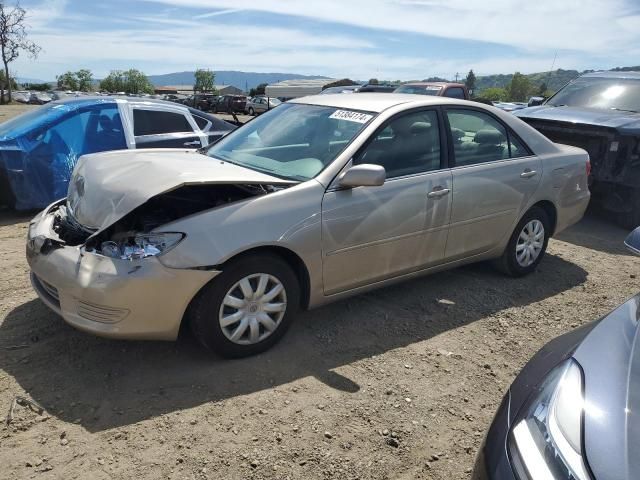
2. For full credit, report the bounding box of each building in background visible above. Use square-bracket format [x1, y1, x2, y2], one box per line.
[265, 78, 336, 100]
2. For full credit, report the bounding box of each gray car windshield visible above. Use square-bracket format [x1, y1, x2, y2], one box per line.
[546, 77, 640, 112]
[206, 103, 375, 181]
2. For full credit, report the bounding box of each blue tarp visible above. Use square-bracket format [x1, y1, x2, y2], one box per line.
[0, 99, 127, 210]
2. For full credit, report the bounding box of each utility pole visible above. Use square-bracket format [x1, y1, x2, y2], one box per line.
[454, 72, 460, 82]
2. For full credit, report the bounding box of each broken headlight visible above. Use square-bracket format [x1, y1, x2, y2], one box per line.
[99, 232, 184, 260]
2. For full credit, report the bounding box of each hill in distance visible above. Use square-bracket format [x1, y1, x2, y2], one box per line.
[147, 71, 330, 90]
[474, 66, 640, 94]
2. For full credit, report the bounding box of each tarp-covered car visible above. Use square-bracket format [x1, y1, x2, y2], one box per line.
[0, 97, 235, 210]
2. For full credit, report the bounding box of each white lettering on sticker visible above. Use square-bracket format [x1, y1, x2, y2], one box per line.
[329, 110, 373, 124]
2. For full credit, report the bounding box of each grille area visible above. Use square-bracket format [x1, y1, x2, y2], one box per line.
[76, 300, 129, 324]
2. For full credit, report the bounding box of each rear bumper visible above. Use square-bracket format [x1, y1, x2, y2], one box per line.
[27, 203, 219, 340]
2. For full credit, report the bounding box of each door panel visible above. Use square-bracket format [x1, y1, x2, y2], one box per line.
[443, 107, 542, 259]
[322, 170, 452, 295]
[446, 157, 542, 259]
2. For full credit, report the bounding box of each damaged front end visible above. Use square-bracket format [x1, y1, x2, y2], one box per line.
[53, 183, 286, 260]
[521, 118, 640, 226]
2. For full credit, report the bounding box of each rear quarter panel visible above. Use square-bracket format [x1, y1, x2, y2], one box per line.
[537, 144, 590, 234]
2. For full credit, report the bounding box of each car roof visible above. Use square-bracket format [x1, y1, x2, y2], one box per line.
[581, 71, 640, 80]
[51, 95, 184, 107]
[400, 82, 465, 88]
[290, 93, 470, 113]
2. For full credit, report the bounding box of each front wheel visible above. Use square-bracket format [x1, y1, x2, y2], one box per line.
[495, 206, 550, 277]
[188, 254, 300, 358]
[248, 107, 255, 116]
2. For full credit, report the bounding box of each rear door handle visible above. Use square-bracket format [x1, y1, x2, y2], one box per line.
[183, 140, 201, 146]
[520, 169, 537, 178]
[427, 187, 450, 198]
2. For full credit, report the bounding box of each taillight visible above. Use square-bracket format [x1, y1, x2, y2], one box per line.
[586, 158, 591, 177]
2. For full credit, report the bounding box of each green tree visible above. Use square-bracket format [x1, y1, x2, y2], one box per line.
[368, 78, 379, 85]
[76, 69, 93, 91]
[321, 78, 359, 90]
[99, 70, 123, 92]
[464, 69, 476, 92]
[23, 81, 49, 91]
[506, 72, 532, 102]
[194, 68, 215, 93]
[479, 87, 508, 102]
[0, 2, 40, 103]
[57, 71, 78, 90]
[100, 69, 154, 94]
[249, 83, 267, 97]
[123, 69, 154, 94]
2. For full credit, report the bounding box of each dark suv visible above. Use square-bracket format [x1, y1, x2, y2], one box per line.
[212, 95, 248, 113]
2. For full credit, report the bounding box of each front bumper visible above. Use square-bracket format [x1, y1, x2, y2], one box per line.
[26, 202, 219, 341]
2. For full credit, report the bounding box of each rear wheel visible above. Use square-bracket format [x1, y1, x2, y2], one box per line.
[189, 254, 300, 358]
[495, 206, 550, 277]
[248, 107, 255, 116]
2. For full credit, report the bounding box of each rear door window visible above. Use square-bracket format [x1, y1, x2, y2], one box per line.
[133, 109, 194, 136]
[444, 87, 466, 99]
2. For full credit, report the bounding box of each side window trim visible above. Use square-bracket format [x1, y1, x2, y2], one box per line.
[351, 107, 447, 177]
[132, 107, 198, 137]
[442, 105, 534, 168]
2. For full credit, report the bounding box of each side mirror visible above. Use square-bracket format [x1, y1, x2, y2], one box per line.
[625, 227, 640, 255]
[528, 96, 546, 107]
[339, 164, 386, 188]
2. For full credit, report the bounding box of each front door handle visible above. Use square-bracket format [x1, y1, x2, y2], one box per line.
[427, 187, 451, 198]
[520, 169, 537, 178]
[183, 140, 201, 146]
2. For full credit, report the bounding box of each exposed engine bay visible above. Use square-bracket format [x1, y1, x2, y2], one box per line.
[52, 183, 284, 259]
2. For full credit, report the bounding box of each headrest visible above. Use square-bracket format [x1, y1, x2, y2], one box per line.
[409, 121, 432, 134]
[99, 114, 114, 131]
[474, 129, 504, 145]
[451, 128, 465, 141]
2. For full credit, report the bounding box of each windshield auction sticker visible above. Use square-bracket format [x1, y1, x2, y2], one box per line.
[329, 110, 373, 123]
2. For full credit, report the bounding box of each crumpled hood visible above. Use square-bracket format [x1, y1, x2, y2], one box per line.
[572, 293, 640, 480]
[515, 105, 640, 134]
[67, 149, 293, 231]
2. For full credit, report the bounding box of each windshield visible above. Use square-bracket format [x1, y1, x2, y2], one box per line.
[206, 103, 375, 181]
[394, 85, 442, 96]
[546, 77, 640, 112]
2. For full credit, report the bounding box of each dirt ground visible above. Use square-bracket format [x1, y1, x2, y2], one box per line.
[0, 210, 637, 480]
[0, 103, 639, 479]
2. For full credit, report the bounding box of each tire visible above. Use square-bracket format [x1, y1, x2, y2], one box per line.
[494, 206, 550, 277]
[188, 254, 300, 358]
[248, 107, 255, 116]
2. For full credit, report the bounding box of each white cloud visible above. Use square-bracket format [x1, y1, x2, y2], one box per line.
[11, 0, 639, 80]
[141, 0, 640, 54]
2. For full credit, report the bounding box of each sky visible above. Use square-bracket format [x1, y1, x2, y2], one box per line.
[12, 0, 640, 82]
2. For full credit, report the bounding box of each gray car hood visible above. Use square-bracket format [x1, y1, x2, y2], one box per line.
[515, 105, 640, 134]
[68, 149, 293, 231]
[572, 293, 640, 480]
